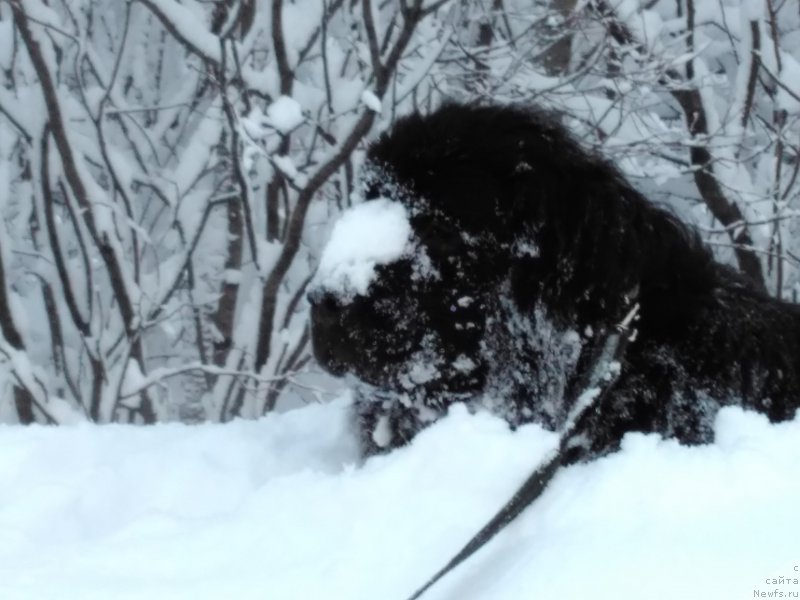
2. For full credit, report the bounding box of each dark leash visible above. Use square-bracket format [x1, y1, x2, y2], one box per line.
[404, 302, 640, 600]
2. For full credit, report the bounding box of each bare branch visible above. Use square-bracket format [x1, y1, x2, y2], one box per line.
[740, 20, 760, 129]
[363, 0, 384, 80]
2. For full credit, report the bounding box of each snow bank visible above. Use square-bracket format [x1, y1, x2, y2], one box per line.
[0, 397, 798, 600]
[314, 199, 412, 297]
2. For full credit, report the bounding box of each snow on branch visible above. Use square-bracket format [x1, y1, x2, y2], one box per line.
[136, 0, 222, 64]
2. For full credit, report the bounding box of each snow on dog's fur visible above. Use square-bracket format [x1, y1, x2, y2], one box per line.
[309, 103, 800, 461]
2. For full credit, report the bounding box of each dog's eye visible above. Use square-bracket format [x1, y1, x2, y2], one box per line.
[419, 221, 462, 250]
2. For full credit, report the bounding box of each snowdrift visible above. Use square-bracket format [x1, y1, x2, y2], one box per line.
[0, 395, 798, 600]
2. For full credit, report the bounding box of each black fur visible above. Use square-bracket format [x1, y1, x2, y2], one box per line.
[309, 103, 800, 463]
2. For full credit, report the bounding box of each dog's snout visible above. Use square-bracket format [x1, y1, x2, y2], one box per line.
[306, 289, 317, 306]
[308, 289, 343, 317]
[308, 287, 350, 377]
[306, 289, 341, 312]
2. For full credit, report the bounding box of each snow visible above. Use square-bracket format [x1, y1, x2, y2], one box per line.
[140, 0, 221, 63]
[741, 0, 765, 20]
[776, 53, 800, 114]
[361, 90, 383, 113]
[272, 154, 300, 180]
[121, 359, 148, 398]
[266, 96, 304, 133]
[0, 20, 13, 70]
[313, 198, 412, 297]
[0, 396, 798, 600]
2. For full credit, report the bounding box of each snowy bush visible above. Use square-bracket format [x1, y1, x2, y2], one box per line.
[0, 0, 454, 423]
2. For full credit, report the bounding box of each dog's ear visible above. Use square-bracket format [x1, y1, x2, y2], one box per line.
[505, 157, 650, 326]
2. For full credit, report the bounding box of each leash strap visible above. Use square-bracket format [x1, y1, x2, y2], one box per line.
[405, 302, 639, 600]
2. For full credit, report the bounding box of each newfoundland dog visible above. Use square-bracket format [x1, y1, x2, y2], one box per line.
[308, 103, 800, 464]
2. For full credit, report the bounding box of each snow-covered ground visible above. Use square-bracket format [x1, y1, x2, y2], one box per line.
[0, 395, 798, 600]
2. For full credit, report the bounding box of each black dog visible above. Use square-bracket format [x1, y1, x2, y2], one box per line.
[309, 103, 800, 464]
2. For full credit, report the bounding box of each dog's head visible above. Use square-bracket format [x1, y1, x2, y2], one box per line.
[308, 166, 511, 397]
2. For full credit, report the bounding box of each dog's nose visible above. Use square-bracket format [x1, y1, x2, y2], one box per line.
[307, 289, 342, 319]
[308, 289, 349, 376]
